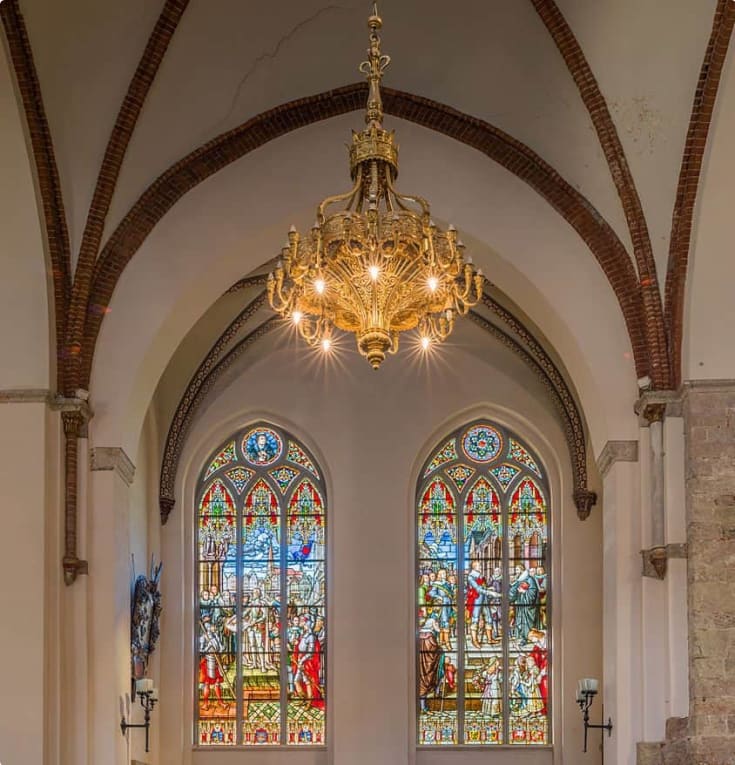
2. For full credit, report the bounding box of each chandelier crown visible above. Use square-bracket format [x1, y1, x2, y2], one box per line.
[267, 3, 483, 368]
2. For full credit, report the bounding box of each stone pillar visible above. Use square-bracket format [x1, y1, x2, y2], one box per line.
[88, 446, 136, 765]
[598, 439, 643, 765]
[680, 382, 735, 764]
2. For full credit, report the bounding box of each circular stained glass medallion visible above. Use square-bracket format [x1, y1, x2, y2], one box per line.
[243, 427, 283, 466]
[461, 424, 503, 463]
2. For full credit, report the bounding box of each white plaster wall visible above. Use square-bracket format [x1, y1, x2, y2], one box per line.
[0, 41, 51, 390]
[685, 50, 735, 381]
[157, 322, 603, 765]
[0, 403, 49, 765]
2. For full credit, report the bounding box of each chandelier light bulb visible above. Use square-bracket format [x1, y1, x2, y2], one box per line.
[265, 4, 483, 368]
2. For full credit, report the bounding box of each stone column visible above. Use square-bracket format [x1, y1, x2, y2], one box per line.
[598, 439, 643, 765]
[679, 382, 735, 764]
[88, 446, 136, 765]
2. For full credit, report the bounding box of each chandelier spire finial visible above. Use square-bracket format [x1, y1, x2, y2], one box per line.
[359, 2, 390, 128]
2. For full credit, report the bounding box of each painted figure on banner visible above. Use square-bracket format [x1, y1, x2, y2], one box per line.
[466, 559, 501, 648]
[476, 657, 502, 717]
[428, 568, 456, 651]
[245, 429, 281, 465]
[293, 614, 324, 707]
[528, 629, 548, 714]
[199, 617, 229, 712]
[509, 568, 539, 646]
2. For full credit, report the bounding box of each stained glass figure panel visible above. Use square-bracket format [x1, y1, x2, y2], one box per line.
[196, 424, 327, 747]
[417, 420, 550, 747]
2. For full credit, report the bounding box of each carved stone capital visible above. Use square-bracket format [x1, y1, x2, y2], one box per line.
[90, 447, 136, 486]
[642, 545, 668, 579]
[634, 390, 681, 424]
[573, 488, 597, 520]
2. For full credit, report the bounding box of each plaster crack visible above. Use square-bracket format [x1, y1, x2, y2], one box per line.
[214, 3, 354, 134]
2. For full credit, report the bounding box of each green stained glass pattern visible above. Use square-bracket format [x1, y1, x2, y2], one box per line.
[490, 463, 521, 492]
[269, 465, 299, 494]
[226, 466, 254, 494]
[423, 438, 458, 477]
[508, 438, 542, 477]
[204, 441, 236, 479]
[445, 463, 475, 492]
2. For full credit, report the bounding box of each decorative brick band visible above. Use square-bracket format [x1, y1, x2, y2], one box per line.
[665, 0, 735, 387]
[65, 0, 191, 394]
[1, 0, 71, 390]
[530, 0, 669, 390]
[83, 83, 650, 390]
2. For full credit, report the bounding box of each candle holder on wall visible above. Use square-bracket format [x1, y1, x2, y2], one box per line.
[576, 678, 613, 753]
[120, 679, 158, 753]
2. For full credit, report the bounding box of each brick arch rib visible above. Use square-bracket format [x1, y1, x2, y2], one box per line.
[665, 0, 735, 387]
[530, 0, 669, 389]
[82, 83, 648, 388]
[64, 0, 191, 394]
[1, 0, 71, 389]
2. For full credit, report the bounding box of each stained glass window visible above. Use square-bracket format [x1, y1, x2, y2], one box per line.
[196, 423, 327, 747]
[417, 420, 550, 747]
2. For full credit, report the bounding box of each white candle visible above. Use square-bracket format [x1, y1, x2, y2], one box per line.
[151, 687, 159, 701]
[136, 678, 153, 694]
[581, 677, 598, 693]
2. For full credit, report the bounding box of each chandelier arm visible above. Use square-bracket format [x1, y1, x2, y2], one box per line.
[386, 173, 431, 217]
[317, 173, 363, 222]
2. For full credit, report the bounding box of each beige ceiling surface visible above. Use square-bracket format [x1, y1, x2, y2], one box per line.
[19, 0, 716, 277]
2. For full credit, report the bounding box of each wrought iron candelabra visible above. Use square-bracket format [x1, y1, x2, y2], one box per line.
[120, 679, 158, 753]
[576, 678, 613, 753]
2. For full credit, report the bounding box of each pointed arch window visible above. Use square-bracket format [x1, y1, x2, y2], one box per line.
[196, 423, 327, 746]
[417, 421, 550, 746]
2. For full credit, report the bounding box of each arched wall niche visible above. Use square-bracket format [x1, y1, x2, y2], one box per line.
[157, 328, 602, 765]
[89, 114, 636, 465]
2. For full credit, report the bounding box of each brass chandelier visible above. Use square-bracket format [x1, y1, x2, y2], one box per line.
[268, 4, 483, 369]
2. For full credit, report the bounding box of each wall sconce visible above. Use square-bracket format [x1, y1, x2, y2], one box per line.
[120, 678, 158, 752]
[576, 678, 613, 752]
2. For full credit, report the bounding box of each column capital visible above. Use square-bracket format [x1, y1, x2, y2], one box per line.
[596, 439, 638, 478]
